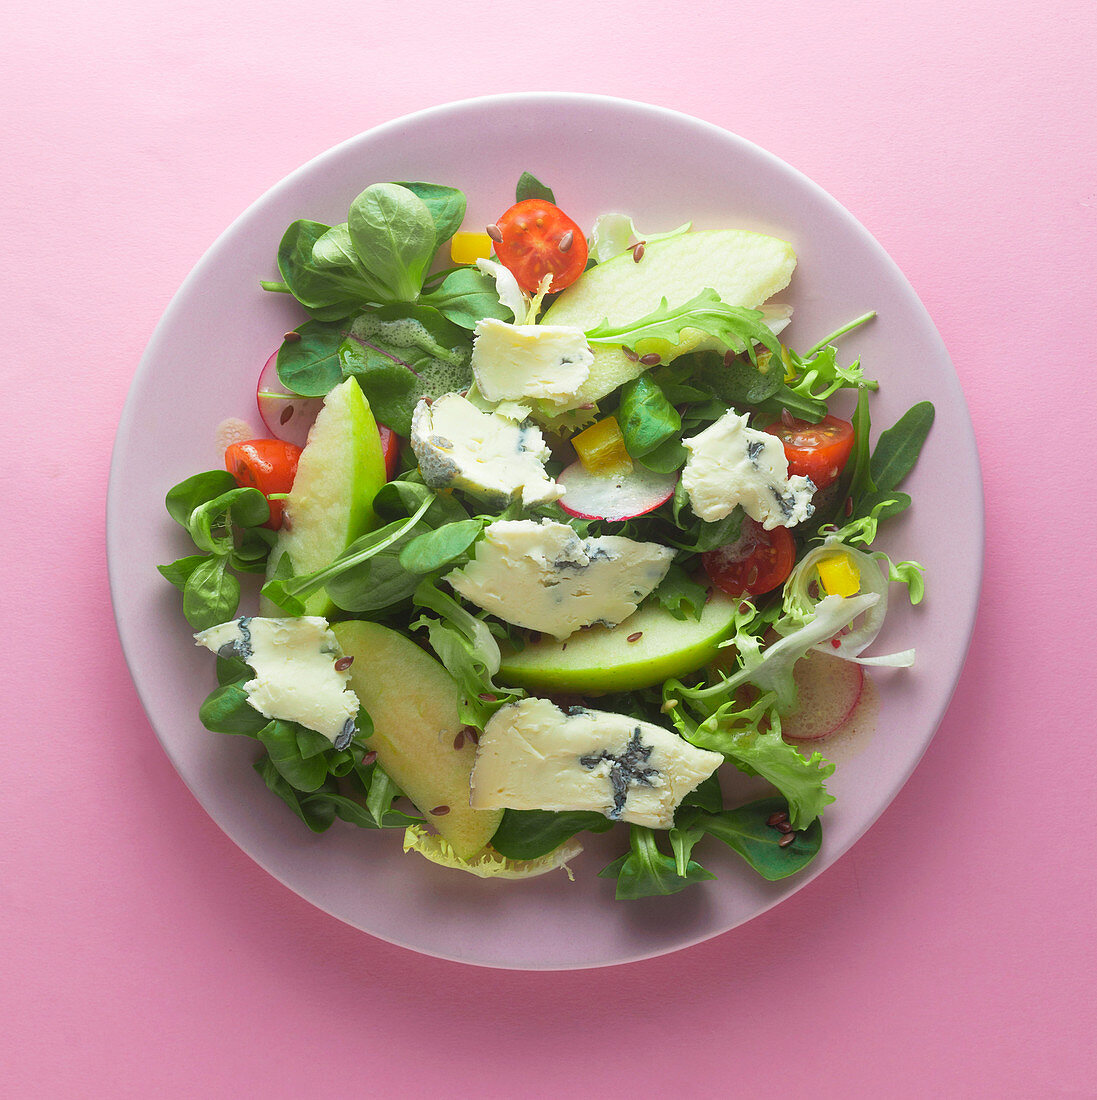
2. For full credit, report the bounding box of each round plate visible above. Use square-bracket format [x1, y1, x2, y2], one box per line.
[108, 93, 983, 970]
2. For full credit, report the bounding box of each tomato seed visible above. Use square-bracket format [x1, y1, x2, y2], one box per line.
[334, 656, 354, 671]
[558, 230, 573, 253]
[486, 224, 503, 242]
[280, 405, 294, 425]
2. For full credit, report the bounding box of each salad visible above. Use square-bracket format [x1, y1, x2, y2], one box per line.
[160, 172, 933, 900]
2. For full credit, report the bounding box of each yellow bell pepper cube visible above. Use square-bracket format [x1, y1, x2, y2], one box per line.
[572, 416, 633, 476]
[817, 551, 861, 597]
[450, 231, 494, 265]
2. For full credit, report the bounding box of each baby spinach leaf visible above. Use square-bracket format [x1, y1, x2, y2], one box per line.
[420, 267, 513, 329]
[398, 518, 484, 574]
[165, 470, 237, 528]
[700, 796, 822, 880]
[490, 809, 614, 861]
[618, 376, 681, 458]
[157, 554, 207, 592]
[199, 683, 268, 736]
[870, 401, 935, 492]
[395, 181, 467, 252]
[182, 556, 240, 630]
[256, 720, 330, 792]
[254, 758, 336, 833]
[516, 171, 556, 204]
[276, 319, 348, 397]
[347, 183, 436, 302]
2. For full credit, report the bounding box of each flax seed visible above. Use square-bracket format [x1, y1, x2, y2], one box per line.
[486, 224, 503, 242]
[778, 832, 796, 848]
[334, 656, 354, 671]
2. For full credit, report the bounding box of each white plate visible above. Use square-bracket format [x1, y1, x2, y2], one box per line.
[108, 93, 983, 970]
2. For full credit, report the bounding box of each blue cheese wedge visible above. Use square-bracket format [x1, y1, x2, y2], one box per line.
[682, 409, 815, 528]
[446, 519, 675, 640]
[194, 616, 359, 748]
[410, 393, 562, 508]
[470, 698, 723, 829]
[471, 317, 594, 408]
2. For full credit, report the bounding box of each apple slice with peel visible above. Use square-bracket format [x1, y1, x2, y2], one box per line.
[331, 620, 502, 859]
[779, 651, 864, 741]
[498, 591, 740, 694]
[256, 350, 325, 448]
[261, 377, 387, 617]
[537, 228, 796, 413]
[557, 459, 677, 521]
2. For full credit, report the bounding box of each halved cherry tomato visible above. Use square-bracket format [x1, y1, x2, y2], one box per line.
[763, 413, 854, 490]
[491, 199, 589, 294]
[224, 439, 301, 529]
[702, 518, 796, 598]
[377, 423, 400, 480]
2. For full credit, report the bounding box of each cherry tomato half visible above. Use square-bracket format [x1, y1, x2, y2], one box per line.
[702, 518, 796, 598]
[763, 413, 855, 490]
[224, 439, 301, 529]
[491, 199, 589, 294]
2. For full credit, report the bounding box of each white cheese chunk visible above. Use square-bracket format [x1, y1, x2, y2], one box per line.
[446, 519, 675, 641]
[194, 616, 359, 747]
[410, 393, 562, 508]
[470, 698, 723, 829]
[471, 317, 594, 408]
[682, 409, 815, 529]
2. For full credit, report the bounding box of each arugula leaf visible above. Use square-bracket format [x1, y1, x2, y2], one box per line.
[490, 809, 614, 861]
[870, 401, 935, 492]
[586, 289, 780, 359]
[599, 826, 715, 900]
[650, 561, 707, 621]
[515, 171, 555, 204]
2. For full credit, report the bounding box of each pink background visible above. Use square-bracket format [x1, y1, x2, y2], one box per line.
[5, 0, 1095, 1096]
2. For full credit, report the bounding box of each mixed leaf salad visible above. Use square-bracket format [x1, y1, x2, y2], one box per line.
[160, 171, 932, 899]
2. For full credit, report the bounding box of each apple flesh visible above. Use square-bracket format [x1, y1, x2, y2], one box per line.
[261, 377, 387, 617]
[538, 229, 796, 413]
[331, 620, 502, 859]
[498, 591, 740, 694]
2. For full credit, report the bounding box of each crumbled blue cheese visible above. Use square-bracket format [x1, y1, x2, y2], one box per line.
[682, 409, 815, 528]
[445, 518, 675, 640]
[194, 616, 359, 748]
[471, 317, 594, 408]
[409, 393, 562, 509]
[470, 698, 723, 829]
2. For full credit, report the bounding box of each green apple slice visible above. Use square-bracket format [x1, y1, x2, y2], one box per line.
[498, 592, 741, 694]
[330, 620, 502, 859]
[539, 229, 795, 414]
[262, 377, 387, 617]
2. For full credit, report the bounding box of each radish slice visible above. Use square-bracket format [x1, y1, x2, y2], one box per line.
[779, 651, 863, 741]
[257, 350, 325, 448]
[557, 460, 677, 521]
